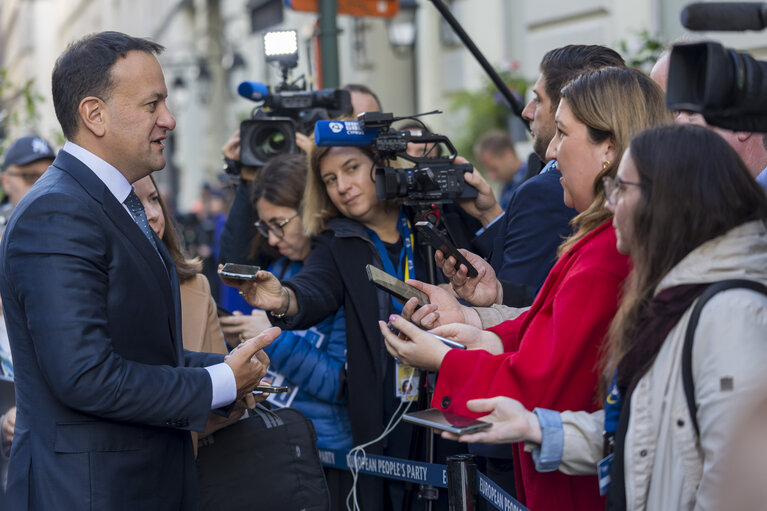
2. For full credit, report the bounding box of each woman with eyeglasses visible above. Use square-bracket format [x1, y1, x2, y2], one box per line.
[223, 153, 352, 442]
[434, 124, 767, 511]
[379, 67, 672, 511]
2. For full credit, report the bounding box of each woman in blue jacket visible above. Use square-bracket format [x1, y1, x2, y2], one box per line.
[249, 153, 352, 451]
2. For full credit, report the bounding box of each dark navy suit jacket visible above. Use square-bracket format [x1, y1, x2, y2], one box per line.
[0, 150, 223, 510]
[473, 166, 576, 306]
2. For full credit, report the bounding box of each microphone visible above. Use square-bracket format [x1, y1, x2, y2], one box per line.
[237, 81, 270, 101]
[681, 2, 767, 31]
[314, 120, 380, 147]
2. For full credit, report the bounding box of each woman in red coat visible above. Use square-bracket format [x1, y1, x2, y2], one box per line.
[380, 67, 671, 511]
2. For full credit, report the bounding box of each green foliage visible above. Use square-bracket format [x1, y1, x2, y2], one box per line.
[0, 69, 55, 203]
[0, 69, 48, 156]
[616, 30, 667, 74]
[448, 69, 527, 160]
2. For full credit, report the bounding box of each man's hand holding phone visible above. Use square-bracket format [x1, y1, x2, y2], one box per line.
[225, 327, 280, 400]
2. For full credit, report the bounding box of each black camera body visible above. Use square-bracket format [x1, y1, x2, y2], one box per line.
[668, 3, 767, 132]
[375, 163, 476, 203]
[315, 113, 478, 205]
[239, 88, 352, 168]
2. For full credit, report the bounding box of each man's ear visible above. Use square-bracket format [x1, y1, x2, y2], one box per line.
[79, 96, 107, 137]
[736, 131, 752, 143]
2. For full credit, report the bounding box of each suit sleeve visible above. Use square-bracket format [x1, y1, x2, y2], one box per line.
[4, 193, 214, 431]
[496, 176, 573, 289]
[431, 266, 623, 417]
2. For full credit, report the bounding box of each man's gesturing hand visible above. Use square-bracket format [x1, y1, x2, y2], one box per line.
[225, 326, 280, 399]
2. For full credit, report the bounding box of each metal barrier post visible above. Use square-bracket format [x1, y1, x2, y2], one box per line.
[447, 454, 478, 511]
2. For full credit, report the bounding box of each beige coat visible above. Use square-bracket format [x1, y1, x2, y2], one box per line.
[179, 273, 228, 355]
[554, 220, 767, 511]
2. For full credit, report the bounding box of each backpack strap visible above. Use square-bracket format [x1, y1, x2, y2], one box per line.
[682, 279, 767, 438]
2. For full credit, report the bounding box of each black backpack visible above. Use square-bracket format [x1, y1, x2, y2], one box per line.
[682, 279, 767, 438]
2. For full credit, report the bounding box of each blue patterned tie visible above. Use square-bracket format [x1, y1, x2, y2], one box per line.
[124, 188, 160, 252]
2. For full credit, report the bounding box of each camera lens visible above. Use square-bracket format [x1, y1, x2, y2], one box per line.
[240, 117, 297, 167]
[250, 125, 291, 161]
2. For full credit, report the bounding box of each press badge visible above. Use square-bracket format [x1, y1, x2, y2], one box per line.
[395, 361, 419, 402]
[597, 453, 614, 495]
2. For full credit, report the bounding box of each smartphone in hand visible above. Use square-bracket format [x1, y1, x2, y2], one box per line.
[220, 263, 261, 281]
[253, 385, 290, 394]
[403, 408, 491, 435]
[415, 221, 478, 278]
[366, 264, 430, 308]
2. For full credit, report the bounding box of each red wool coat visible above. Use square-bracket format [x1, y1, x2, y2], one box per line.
[432, 221, 631, 511]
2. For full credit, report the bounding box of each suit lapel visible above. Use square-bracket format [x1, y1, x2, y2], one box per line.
[52, 152, 180, 357]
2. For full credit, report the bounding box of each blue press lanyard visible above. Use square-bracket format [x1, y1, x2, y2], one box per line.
[366, 208, 415, 313]
[604, 371, 621, 436]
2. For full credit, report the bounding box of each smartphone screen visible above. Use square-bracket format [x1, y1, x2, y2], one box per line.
[403, 408, 491, 435]
[220, 263, 261, 281]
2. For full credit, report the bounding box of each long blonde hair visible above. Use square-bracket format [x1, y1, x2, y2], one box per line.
[557, 67, 671, 255]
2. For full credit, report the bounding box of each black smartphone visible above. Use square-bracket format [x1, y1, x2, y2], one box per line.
[403, 408, 491, 435]
[414, 221, 478, 278]
[253, 385, 291, 394]
[220, 263, 261, 281]
[366, 264, 430, 308]
[216, 306, 233, 317]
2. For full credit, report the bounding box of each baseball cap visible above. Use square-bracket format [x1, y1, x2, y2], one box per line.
[2, 135, 56, 172]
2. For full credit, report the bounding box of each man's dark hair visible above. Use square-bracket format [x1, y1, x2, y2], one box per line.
[341, 83, 382, 111]
[539, 45, 625, 113]
[52, 31, 165, 139]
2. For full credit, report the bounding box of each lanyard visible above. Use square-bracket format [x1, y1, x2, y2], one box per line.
[366, 208, 415, 313]
[603, 371, 622, 455]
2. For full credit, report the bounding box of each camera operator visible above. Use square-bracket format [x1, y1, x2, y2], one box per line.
[341, 83, 382, 116]
[217, 129, 280, 311]
[651, 49, 767, 191]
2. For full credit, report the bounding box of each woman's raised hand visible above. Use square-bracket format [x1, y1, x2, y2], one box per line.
[218, 265, 287, 312]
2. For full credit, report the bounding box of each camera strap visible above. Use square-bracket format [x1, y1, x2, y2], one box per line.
[366, 208, 415, 313]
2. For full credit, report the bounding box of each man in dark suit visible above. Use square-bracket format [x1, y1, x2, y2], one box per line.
[0, 31, 278, 510]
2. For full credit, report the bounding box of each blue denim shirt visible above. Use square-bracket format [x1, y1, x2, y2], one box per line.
[530, 408, 565, 472]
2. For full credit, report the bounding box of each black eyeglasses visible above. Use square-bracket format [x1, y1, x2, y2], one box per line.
[603, 176, 642, 206]
[254, 214, 298, 239]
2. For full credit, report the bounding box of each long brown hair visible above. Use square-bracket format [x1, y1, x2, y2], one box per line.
[604, 124, 767, 382]
[150, 175, 203, 282]
[557, 67, 671, 255]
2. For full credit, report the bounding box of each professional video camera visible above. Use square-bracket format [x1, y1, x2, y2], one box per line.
[235, 30, 352, 169]
[315, 112, 478, 204]
[666, 2, 767, 132]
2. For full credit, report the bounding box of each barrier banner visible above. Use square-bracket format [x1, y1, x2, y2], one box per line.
[478, 472, 529, 511]
[318, 449, 529, 511]
[318, 449, 447, 488]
